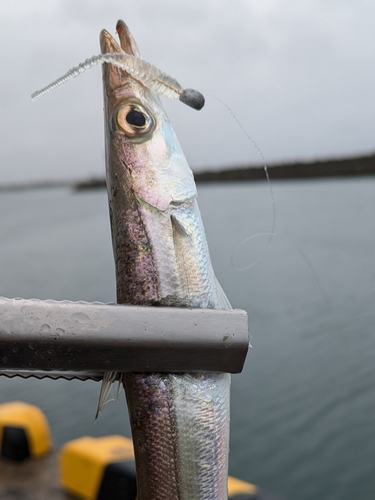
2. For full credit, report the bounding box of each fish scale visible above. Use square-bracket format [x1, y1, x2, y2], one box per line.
[172, 372, 230, 500]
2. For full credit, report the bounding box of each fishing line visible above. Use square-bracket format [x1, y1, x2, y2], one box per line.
[32, 51, 275, 270]
[203, 95, 331, 309]
[32, 52, 328, 305]
[205, 94, 276, 270]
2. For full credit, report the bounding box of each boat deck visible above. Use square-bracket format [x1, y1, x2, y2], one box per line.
[0, 450, 74, 500]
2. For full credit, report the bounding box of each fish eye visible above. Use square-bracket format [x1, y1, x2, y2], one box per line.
[126, 110, 146, 127]
[116, 103, 153, 137]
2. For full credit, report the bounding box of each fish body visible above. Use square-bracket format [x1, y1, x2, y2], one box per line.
[100, 21, 230, 500]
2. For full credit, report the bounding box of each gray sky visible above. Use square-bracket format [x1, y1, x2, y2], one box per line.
[1, 0, 374, 183]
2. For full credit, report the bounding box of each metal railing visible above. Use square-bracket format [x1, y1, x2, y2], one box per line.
[0, 297, 249, 381]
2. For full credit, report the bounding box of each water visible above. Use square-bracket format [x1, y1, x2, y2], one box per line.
[0, 178, 374, 500]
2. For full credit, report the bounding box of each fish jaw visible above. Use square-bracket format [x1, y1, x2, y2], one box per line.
[115, 20, 141, 57]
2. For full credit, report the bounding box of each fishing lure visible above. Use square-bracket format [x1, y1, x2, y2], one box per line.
[31, 51, 205, 110]
[31, 25, 278, 273]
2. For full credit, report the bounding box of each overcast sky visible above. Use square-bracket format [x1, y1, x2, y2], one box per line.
[0, 0, 374, 183]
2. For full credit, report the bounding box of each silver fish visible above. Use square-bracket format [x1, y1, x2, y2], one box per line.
[100, 20, 231, 500]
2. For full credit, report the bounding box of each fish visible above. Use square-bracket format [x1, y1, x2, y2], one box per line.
[99, 20, 231, 500]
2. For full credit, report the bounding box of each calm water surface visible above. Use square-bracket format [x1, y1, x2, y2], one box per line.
[0, 178, 374, 500]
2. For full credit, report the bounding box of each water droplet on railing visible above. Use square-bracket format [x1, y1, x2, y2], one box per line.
[71, 312, 90, 323]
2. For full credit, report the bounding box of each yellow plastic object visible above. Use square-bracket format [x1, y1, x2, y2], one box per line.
[228, 475, 258, 497]
[0, 401, 52, 458]
[60, 435, 134, 500]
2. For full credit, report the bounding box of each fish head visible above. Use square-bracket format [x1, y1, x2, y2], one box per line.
[100, 21, 197, 213]
[100, 21, 208, 306]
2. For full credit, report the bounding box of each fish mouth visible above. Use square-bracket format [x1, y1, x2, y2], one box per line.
[100, 21, 141, 95]
[100, 20, 140, 57]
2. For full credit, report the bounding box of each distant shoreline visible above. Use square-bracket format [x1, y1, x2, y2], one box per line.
[195, 152, 375, 183]
[1, 152, 374, 192]
[0, 180, 72, 193]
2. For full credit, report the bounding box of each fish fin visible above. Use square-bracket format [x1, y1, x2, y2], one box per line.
[95, 371, 121, 420]
[215, 276, 232, 310]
